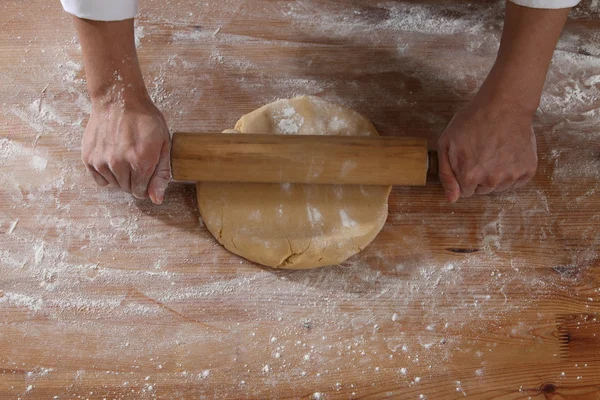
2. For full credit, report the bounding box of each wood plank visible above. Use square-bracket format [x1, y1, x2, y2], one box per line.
[0, 0, 599, 398]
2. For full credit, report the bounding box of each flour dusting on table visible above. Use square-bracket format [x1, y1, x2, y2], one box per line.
[0, 0, 599, 398]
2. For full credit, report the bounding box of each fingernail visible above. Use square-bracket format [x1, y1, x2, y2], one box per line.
[156, 187, 165, 204]
[446, 191, 457, 203]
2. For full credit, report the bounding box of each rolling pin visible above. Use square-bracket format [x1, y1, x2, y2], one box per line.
[171, 132, 438, 186]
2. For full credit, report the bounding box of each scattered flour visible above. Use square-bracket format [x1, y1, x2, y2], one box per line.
[275, 106, 305, 134]
[134, 25, 146, 48]
[30, 155, 47, 171]
[282, 107, 296, 117]
[277, 117, 304, 134]
[248, 210, 262, 221]
[1, 1, 598, 398]
[307, 205, 322, 224]
[329, 116, 347, 131]
[339, 209, 357, 228]
[340, 160, 357, 177]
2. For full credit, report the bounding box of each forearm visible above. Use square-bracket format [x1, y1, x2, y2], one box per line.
[73, 18, 149, 106]
[477, 1, 571, 114]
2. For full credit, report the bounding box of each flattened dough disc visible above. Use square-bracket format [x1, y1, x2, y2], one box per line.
[196, 96, 392, 269]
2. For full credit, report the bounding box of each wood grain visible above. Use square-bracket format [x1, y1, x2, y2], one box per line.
[172, 133, 429, 185]
[0, 0, 599, 399]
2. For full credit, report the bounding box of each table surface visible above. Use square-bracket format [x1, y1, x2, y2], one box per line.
[1, 1, 599, 399]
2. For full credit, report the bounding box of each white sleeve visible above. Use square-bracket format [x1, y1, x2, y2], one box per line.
[60, 0, 139, 21]
[509, 0, 580, 8]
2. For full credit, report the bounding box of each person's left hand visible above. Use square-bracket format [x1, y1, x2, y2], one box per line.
[437, 99, 538, 203]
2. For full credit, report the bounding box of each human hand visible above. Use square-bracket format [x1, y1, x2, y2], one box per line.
[437, 100, 537, 203]
[82, 98, 171, 204]
[433, 0, 572, 203]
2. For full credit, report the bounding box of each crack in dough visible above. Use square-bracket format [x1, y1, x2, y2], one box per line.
[196, 96, 392, 269]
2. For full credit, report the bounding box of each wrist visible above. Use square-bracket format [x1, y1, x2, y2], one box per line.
[90, 80, 151, 110]
[474, 64, 541, 118]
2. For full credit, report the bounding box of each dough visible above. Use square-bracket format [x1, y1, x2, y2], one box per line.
[196, 96, 391, 269]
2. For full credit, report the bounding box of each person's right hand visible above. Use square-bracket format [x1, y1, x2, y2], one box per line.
[81, 98, 171, 205]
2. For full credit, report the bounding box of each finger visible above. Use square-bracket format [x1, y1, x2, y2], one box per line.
[459, 183, 478, 198]
[94, 162, 119, 187]
[85, 164, 109, 187]
[513, 173, 533, 190]
[108, 159, 132, 193]
[437, 141, 461, 203]
[131, 160, 153, 200]
[457, 170, 479, 198]
[475, 185, 494, 195]
[497, 171, 528, 192]
[147, 141, 172, 205]
[494, 181, 513, 193]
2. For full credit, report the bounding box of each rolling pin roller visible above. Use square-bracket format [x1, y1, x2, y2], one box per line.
[171, 132, 438, 186]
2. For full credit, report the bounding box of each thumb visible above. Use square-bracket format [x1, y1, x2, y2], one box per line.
[437, 141, 461, 203]
[148, 140, 171, 205]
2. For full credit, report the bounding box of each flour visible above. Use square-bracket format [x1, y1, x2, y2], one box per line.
[30, 155, 47, 171]
[340, 160, 357, 177]
[540, 50, 600, 116]
[339, 209, 357, 228]
[328, 116, 347, 132]
[282, 2, 496, 38]
[173, 30, 206, 41]
[34, 241, 45, 264]
[209, 50, 225, 65]
[7, 219, 19, 234]
[1, 1, 598, 397]
[60, 60, 83, 85]
[134, 25, 145, 48]
[277, 119, 299, 134]
[307, 206, 322, 224]
[248, 210, 261, 221]
[277, 112, 304, 134]
[10, 107, 51, 135]
[282, 107, 296, 117]
[0, 292, 43, 312]
[583, 74, 600, 86]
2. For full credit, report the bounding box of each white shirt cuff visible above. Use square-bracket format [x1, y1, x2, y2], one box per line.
[60, 0, 139, 21]
[510, 0, 581, 9]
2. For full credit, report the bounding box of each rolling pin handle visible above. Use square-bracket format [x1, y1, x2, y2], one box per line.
[427, 150, 438, 177]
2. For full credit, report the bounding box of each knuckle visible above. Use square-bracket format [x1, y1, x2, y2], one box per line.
[127, 150, 153, 174]
[106, 155, 122, 170]
[462, 171, 479, 186]
[132, 183, 149, 199]
[507, 171, 520, 181]
[439, 171, 455, 182]
[437, 136, 448, 148]
[94, 162, 109, 174]
[486, 176, 501, 188]
[81, 151, 92, 165]
[514, 179, 529, 189]
[133, 162, 155, 178]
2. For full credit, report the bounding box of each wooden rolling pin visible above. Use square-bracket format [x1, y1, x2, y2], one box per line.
[171, 132, 438, 186]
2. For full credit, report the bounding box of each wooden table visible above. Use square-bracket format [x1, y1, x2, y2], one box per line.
[1, 1, 599, 398]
